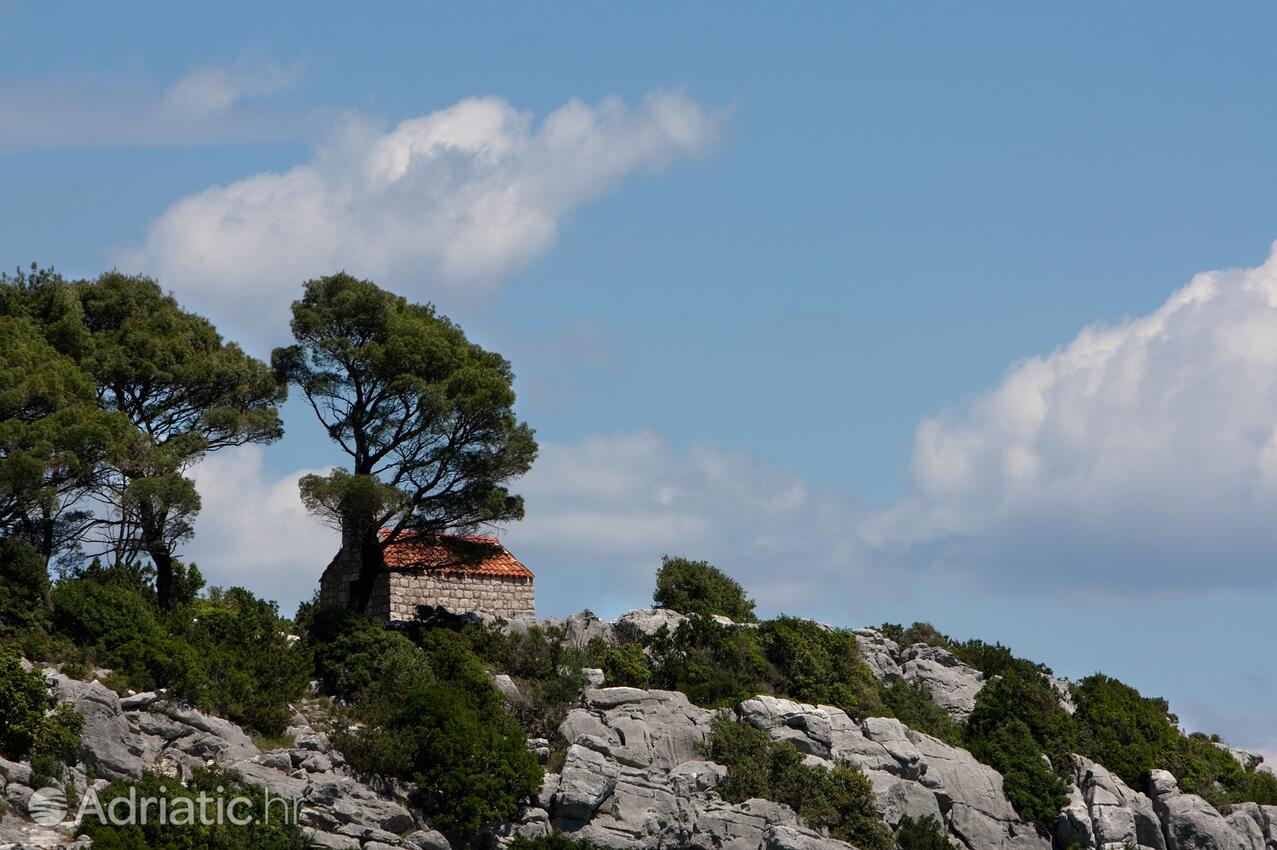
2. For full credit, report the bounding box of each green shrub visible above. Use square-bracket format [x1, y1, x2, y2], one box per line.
[757, 617, 883, 718]
[589, 640, 652, 689]
[880, 621, 951, 651]
[168, 588, 310, 736]
[879, 622, 1038, 679]
[52, 576, 161, 651]
[645, 614, 890, 721]
[1072, 674, 1181, 790]
[967, 718, 1067, 835]
[964, 660, 1074, 834]
[308, 606, 420, 699]
[455, 620, 589, 738]
[709, 714, 893, 850]
[52, 575, 305, 735]
[896, 815, 952, 850]
[877, 680, 963, 745]
[316, 618, 542, 847]
[648, 615, 779, 708]
[0, 538, 51, 637]
[967, 661, 1076, 769]
[653, 556, 756, 622]
[0, 651, 81, 765]
[1235, 765, 1277, 806]
[81, 767, 308, 850]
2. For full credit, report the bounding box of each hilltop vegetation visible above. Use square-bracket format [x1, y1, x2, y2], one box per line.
[1, 265, 1274, 850]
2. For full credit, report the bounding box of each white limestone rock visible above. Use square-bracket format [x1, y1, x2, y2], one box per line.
[615, 608, 688, 640]
[1147, 769, 1255, 850]
[898, 644, 986, 723]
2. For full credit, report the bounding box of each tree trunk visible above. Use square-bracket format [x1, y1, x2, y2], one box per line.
[38, 505, 55, 562]
[346, 529, 384, 615]
[139, 511, 175, 610]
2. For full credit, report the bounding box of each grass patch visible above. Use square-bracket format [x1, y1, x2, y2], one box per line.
[251, 732, 296, 751]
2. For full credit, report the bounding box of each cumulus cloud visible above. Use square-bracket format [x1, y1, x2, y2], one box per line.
[862, 243, 1277, 595]
[184, 445, 337, 613]
[0, 58, 306, 151]
[122, 91, 725, 349]
[176, 431, 862, 618]
[501, 432, 866, 617]
[173, 243, 1277, 613]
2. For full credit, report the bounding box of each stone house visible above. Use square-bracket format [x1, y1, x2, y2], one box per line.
[318, 531, 535, 621]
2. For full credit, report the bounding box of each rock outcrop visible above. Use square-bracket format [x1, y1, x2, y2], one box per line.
[853, 629, 987, 722]
[539, 687, 855, 850]
[9, 668, 425, 850]
[737, 695, 1045, 850]
[1146, 769, 1268, 850]
[1056, 755, 1165, 850]
[3, 620, 1271, 850]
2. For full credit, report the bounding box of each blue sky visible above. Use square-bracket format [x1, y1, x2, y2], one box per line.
[3, 3, 1276, 758]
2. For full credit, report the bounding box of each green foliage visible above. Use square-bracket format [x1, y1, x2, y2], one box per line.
[0, 538, 52, 636]
[0, 307, 123, 560]
[312, 612, 542, 846]
[877, 680, 964, 745]
[0, 650, 81, 764]
[967, 660, 1077, 772]
[308, 606, 422, 699]
[274, 273, 536, 613]
[1235, 765, 1277, 806]
[81, 767, 309, 850]
[1066, 673, 1277, 809]
[967, 718, 1067, 835]
[879, 621, 1040, 679]
[756, 616, 882, 717]
[643, 613, 887, 723]
[168, 588, 310, 736]
[3, 266, 283, 605]
[709, 715, 893, 850]
[1072, 674, 1181, 790]
[459, 620, 589, 738]
[52, 576, 165, 663]
[896, 815, 952, 850]
[589, 640, 652, 689]
[964, 659, 1075, 834]
[74, 271, 285, 608]
[653, 556, 757, 622]
[50, 572, 305, 735]
[647, 615, 779, 708]
[879, 622, 951, 651]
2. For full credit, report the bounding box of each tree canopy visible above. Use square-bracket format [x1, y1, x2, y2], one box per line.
[0, 271, 125, 560]
[273, 273, 537, 612]
[74, 272, 285, 608]
[1, 266, 285, 607]
[653, 555, 757, 622]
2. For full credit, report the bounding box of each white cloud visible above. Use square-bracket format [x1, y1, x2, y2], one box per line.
[184, 445, 337, 615]
[163, 61, 300, 122]
[0, 58, 307, 151]
[176, 431, 856, 619]
[862, 243, 1277, 595]
[500, 432, 866, 617]
[122, 91, 725, 349]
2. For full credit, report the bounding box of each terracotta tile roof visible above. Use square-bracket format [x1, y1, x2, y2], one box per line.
[381, 532, 534, 580]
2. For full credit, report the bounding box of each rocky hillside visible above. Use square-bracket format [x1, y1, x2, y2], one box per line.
[3, 608, 1273, 850]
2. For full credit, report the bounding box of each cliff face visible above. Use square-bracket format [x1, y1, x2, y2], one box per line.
[526, 686, 1043, 850]
[2, 612, 1275, 850]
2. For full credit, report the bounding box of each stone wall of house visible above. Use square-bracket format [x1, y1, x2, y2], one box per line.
[319, 549, 535, 620]
[385, 570, 535, 620]
[318, 549, 393, 612]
